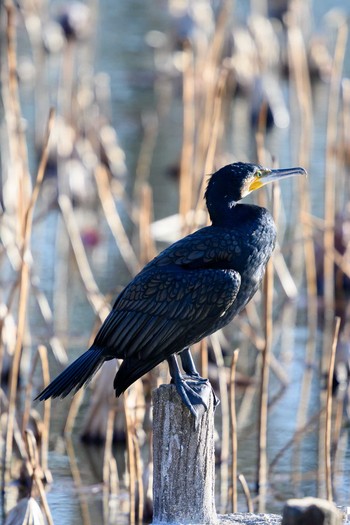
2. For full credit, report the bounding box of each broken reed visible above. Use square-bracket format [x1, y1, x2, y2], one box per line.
[285, 8, 319, 496]
[0, 4, 138, 524]
[321, 20, 348, 500]
[3, 28, 55, 490]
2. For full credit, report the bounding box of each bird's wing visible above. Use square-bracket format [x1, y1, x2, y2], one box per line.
[94, 265, 241, 361]
[148, 226, 240, 271]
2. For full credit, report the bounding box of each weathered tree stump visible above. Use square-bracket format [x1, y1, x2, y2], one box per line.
[152, 383, 217, 524]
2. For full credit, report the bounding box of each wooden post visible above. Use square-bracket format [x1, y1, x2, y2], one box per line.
[152, 383, 217, 525]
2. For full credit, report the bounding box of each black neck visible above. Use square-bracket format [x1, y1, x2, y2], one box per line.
[209, 202, 265, 228]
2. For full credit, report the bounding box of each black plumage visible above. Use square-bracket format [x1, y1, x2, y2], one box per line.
[36, 162, 306, 416]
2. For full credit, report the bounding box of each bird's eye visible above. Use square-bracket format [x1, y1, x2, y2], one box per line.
[255, 169, 270, 178]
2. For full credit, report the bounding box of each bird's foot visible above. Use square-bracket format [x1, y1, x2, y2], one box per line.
[211, 386, 220, 410]
[171, 376, 208, 417]
[167, 354, 219, 424]
[182, 372, 208, 383]
[171, 376, 218, 423]
[182, 373, 220, 410]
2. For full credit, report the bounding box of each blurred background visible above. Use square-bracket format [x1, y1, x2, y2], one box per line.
[1, 0, 350, 523]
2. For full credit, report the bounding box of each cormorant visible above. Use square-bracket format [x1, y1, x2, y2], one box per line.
[36, 162, 306, 417]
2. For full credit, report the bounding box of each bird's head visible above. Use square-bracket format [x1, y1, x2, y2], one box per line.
[205, 162, 307, 223]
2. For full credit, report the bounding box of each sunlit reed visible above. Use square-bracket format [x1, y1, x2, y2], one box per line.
[230, 349, 239, 513]
[325, 317, 341, 501]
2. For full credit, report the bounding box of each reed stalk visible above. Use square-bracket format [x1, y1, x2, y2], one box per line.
[199, 338, 208, 383]
[257, 235, 273, 513]
[102, 407, 116, 491]
[63, 389, 85, 435]
[94, 164, 140, 276]
[31, 281, 67, 365]
[20, 344, 51, 480]
[285, 20, 319, 491]
[210, 333, 230, 513]
[24, 430, 54, 525]
[322, 21, 348, 359]
[38, 345, 51, 474]
[255, 153, 276, 514]
[22, 350, 40, 437]
[237, 383, 258, 433]
[179, 44, 195, 223]
[133, 433, 144, 524]
[123, 390, 136, 525]
[58, 194, 110, 320]
[194, 67, 229, 221]
[103, 408, 114, 471]
[332, 393, 345, 455]
[230, 349, 239, 513]
[286, 12, 318, 354]
[4, 108, 54, 490]
[325, 317, 341, 501]
[202, 67, 229, 176]
[272, 249, 298, 300]
[65, 436, 92, 525]
[133, 112, 159, 200]
[191, 2, 232, 214]
[3, 2, 30, 234]
[319, 20, 348, 499]
[109, 457, 119, 495]
[138, 183, 157, 265]
[238, 473, 254, 513]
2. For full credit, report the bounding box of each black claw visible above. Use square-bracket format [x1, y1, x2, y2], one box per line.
[173, 377, 209, 415]
[182, 373, 208, 383]
[212, 389, 220, 409]
[167, 354, 220, 420]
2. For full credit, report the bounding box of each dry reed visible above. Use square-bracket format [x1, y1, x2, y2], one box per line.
[123, 391, 136, 525]
[257, 210, 274, 513]
[58, 194, 110, 320]
[238, 473, 254, 513]
[24, 430, 54, 525]
[323, 23, 348, 334]
[94, 164, 140, 276]
[210, 333, 230, 512]
[230, 349, 239, 513]
[325, 317, 341, 501]
[138, 183, 157, 264]
[179, 44, 195, 222]
[4, 106, 54, 491]
[65, 436, 92, 525]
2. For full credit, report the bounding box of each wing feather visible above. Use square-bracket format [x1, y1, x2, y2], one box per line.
[94, 266, 241, 361]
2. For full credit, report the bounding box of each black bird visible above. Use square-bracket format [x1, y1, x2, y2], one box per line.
[36, 162, 306, 417]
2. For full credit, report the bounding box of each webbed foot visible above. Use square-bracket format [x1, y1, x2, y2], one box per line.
[180, 348, 220, 411]
[167, 353, 219, 421]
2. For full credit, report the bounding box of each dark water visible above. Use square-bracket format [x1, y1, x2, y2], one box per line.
[3, 0, 350, 523]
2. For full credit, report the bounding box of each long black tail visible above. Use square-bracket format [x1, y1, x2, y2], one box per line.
[35, 346, 106, 401]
